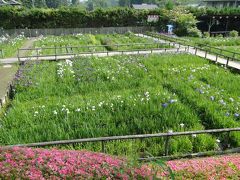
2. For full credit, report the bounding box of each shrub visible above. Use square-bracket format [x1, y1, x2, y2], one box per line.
[229, 30, 239, 37]
[187, 27, 202, 37]
[100, 38, 115, 51]
[164, 7, 198, 36]
[216, 34, 223, 38]
[203, 32, 210, 38]
[0, 147, 154, 179]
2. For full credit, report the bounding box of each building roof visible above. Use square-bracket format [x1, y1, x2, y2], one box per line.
[203, 0, 239, 2]
[132, 3, 158, 10]
[8, 0, 21, 5]
[0, 0, 21, 6]
[0, 0, 8, 6]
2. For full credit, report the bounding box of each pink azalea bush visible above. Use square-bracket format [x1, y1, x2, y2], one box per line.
[166, 154, 240, 179]
[0, 147, 153, 179]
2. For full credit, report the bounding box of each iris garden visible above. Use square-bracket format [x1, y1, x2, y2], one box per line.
[1, 52, 240, 157]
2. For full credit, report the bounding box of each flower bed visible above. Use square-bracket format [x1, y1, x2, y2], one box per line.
[167, 154, 240, 179]
[0, 147, 152, 179]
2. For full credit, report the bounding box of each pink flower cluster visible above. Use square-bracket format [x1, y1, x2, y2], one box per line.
[167, 154, 240, 179]
[0, 147, 152, 179]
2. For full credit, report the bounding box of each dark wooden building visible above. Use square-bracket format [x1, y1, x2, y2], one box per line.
[203, 0, 240, 8]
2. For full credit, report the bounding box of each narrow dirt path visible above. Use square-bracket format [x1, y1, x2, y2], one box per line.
[0, 38, 38, 108]
[14, 37, 38, 57]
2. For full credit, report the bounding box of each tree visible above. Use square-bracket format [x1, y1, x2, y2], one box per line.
[86, 0, 94, 11]
[20, 0, 34, 8]
[165, 0, 174, 10]
[119, 0, 130, 7]
[34, 0, 47, 8]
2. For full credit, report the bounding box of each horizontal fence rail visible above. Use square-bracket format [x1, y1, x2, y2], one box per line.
[0, 26, 155, 37]
[17, 42, 175, 61]
[146, 32, 240, 66]
[2, 128, 240, 159]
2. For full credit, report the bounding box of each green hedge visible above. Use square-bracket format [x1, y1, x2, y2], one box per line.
[0, 7, 166, 29]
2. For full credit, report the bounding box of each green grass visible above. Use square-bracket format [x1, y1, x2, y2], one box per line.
[0, 35, 26, 58]
[147, 32, 240, 61]
[1, 54, 240, 157]
[31, 33, 170, 56]
[183, 37, 240, 47]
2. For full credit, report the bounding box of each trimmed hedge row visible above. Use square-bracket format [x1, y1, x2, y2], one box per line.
[0, 7, 165, 29]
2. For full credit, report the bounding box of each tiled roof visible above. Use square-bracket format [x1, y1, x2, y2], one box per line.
[132, 4, 158, 10]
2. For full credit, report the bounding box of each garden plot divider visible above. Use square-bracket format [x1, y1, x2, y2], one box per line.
[3, 128, 240, 161]
[17, 42, 179, 62]
[146, 32, 240, 66]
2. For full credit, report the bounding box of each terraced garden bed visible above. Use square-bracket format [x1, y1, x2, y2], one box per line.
[0, 54, 240, 157]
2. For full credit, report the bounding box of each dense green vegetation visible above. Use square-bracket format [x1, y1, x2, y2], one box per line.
[147, 32, 240, 61]
[0, 6, 196, 35]
[31, 33, 170, 56]
[0, 7, 158, 29]
[1, 54, 240, 156]
[0, 35, 26, 58]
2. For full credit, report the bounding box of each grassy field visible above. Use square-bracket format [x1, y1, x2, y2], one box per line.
[183, 37, 240, 60]
[184, 37, 240, 47]
[31, 33, 170, 56]
[0, 35, 26, 58]
[1, 54, 240, 157]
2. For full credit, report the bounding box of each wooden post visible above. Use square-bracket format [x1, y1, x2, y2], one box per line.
[226, 57, 230, 67]
[216, 55, 218, 62]
[17, 49, 20, 62]
[101, 141, 105, 153]
[55, 46, 57, 61]
[205, 51, 207, 59]
[165, 136, 170, 156]
[0, 99, 2, 108]
[36, 49, 39, 61]
[195, 48, 197, 55]
[0, 49, 3, 59]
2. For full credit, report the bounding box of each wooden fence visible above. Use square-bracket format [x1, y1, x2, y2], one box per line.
[0, 26, 155, 37]
[146, 32, 240, 66]
[3, 128, 240, 160]
[17, 42, 175, 61]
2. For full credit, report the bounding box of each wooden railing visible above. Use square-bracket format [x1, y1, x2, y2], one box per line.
[146, 32, 240, 63]
[17, 42, 173, 61]
[3, 128, 240, 160]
